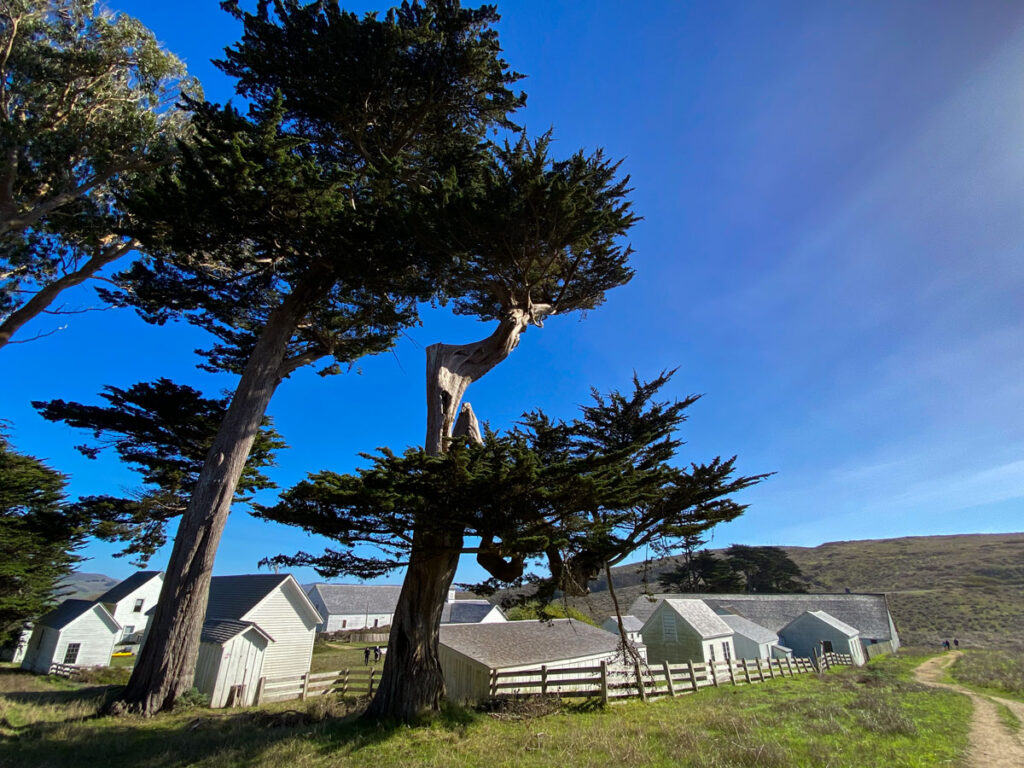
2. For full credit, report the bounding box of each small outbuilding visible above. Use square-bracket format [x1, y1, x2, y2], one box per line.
[601, 615, 644, 645]
[19, 600, 120, 673]
[195, 574, 322, 707]
[639, 599, 735, 665]
[719, 614, 791, 660]
[439, 619, 633, 703]
[779, 610, 866, 666]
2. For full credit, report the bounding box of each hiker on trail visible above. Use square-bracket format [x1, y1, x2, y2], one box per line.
[942, 639, 950, 651]
[373, 645, 381, 662]
[954, 638, 960, 649]
[363, 646, 371, 665]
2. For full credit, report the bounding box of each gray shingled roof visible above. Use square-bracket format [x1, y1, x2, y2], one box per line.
[308, 584, 403, 615]
[605, 615, 644, 632]
[95, 571, 162, 606]
[441, 600, 500, 623]
[794, 610, 860, 637]
[205, 574, 290, 621]
[628, 593, 896, 641]
[38, 599, 118, 631]
[441, 619, 623, 669]
[200, 619, 273, 645]
[658, 599, 733, 639]
[720, 613, 778, 644]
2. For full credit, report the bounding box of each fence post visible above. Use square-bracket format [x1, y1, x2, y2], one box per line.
[729, 662, 736, 686]
[254, 676, 267, 705]
[710, 661, 718, 688]
[663, 660, 676, 697]
[342, 668, 349, 695]
[785, 657, 794, 676]
[689, 661, 699, 692]
[743, 660, 751, 684]
[600, 660, 609, 705]
[490, 669, 498, 698]
[368, 667, 375, 696]
[633, 660, 647, 702]
[541, 664, 548, 695]
[755, 658, 765, 682]
[300, 672, 310, 700]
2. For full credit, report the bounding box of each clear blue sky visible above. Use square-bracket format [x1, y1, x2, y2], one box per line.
[4, 0, 1024, 587]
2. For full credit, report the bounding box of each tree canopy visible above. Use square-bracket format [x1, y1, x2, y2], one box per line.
[0, 432, 83, 647]
[659, 544, 806, 594]
[33, 378, 286, 565]
[0, 0, 192, 347]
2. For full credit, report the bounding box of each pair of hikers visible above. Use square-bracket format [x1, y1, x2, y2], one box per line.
[363, 645, 383, 664]
[942, 638, 960, 651]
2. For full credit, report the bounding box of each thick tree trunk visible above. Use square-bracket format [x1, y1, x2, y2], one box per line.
[366, 309, 546, 721]
[118, 282, 319, 715]
[0, 239, 135, 349]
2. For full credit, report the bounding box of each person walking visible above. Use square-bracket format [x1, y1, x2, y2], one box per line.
[363, 646, 371, 665]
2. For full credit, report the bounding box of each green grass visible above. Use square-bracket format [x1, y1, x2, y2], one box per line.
[0, 654, 970, 767]
[990, 699, 1021, 734]
[949, 649, 1024, 702]
[310, 640, 383, 673]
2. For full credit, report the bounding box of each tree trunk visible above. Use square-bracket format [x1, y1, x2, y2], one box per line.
[366, 309, 544, 721]
[0, 239, 135, 349]
[118, 280, 320, 715]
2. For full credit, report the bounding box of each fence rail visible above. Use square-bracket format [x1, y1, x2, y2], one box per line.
[488, 656, 819, 703]
[47, 663, 80, 678]
[255, 667, 379, 704]
[817, 652, 853, 671]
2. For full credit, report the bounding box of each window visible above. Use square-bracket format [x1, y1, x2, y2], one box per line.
[661, 613, 677, 643]
[123, 625, 135, 636]
[723, 642, 730, 661]
[709, 644, 716, 661]
[133, 599, 144, 613]
[373, 619, 379, 628]
[341, 620, 347, 629]
[63, 643, 80, 664]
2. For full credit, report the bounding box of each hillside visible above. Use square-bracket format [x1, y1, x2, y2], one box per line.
[531, 533, 1024, 651]
[57, 572, 118, 600]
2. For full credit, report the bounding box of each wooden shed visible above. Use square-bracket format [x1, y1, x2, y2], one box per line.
[639, 599, 735, 665]
[19, 600, 120, 674]
[779, 610, 866, 666]
[194, 620, 272, 707]
[439, 619, 631, 704]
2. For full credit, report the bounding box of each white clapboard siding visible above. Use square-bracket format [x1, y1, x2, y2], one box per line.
[247, 584, 318, 680]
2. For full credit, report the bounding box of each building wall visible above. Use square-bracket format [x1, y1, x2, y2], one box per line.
[731, 634, 771, 660]
[20, 626, 59, 674]
[479, 607, 507, 624]
[323, 612, 393, 632]
[780, 615, 865, 666]
[22, 610, 116, 672]
[248, 587, 318, 679]
[106, 577, 163, 643]
[195, 634, 267, 708]
[641, 605, 732, 664]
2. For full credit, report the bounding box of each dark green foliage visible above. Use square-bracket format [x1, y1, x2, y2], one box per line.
[33, 379, 286, 564]
[0, 433, 83, 647]
[0, 0, 192, 344]
[659, 544, 806, 594]
[259, 372, 765, 598]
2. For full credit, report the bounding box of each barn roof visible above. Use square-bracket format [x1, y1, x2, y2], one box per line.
[308, 584, 403, 616]
[604, 615, 644, 632]
[37, 599, 119, 631]
[656, 599, 733, 639]
[441, 619, 622, 669]
[441, 600, 501, 624]
[95, 571, 162, 606]
[791, 610, 860, 637]
[720, 614, 778, 644]
[206, 575, 291, 621]
[200, 619, 273, 645]
[628, 593, 896, 642]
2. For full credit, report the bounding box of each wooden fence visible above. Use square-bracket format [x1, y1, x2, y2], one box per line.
[255, 667, 379, 704]
[816, 652, 853, 671]
[47, 663, 80, 678]
[488, 656, 818, 704]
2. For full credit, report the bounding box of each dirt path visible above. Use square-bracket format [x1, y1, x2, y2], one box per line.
[914, 652, 1024, 768]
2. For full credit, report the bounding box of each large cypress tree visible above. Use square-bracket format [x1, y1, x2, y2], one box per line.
[104, 0, 524, 714]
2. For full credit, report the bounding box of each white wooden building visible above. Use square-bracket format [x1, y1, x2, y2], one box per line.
[306, 584, 406, 632]
[439, 619, 635, 704]
[440, 599, 506, 624]
[779, 610, 866, 666]
[96, 571, 163, 645]
[194, 574, 322, 707]
[601, 615, 644, 644]
[719, 613, 792, 660]
[19, 600, 120, 673]
[639, 599, 735, 665]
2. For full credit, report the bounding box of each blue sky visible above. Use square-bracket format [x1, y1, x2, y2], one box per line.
[4, 0, 1024, 586]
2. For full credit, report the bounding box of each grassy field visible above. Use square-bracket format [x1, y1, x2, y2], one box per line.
[0, 653, 970, 768]
[309, 639, 384, 673]
[948, 649, 1024, 702]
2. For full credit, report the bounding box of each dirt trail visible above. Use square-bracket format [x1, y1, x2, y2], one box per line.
[914, 652, 1024, 768]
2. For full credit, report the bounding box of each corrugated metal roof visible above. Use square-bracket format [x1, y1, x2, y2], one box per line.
[95, 572, 162, 606]
[37, 599, 118, 631]
[720, 613, 778, 644]
[205, 574, 290, 621]
[200, 619, 273, 645]
[659, 599, 733, 639]
[628, 593, 896, 641]
[308, 584, 403, 615]
[440, 619, 622, 669]
[441, 600, 501, 623]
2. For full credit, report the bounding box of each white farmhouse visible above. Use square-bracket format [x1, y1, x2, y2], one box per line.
[779, 610, 866, 666]
[194, 574, 322, 707]
[20, 600, 120, 673]
[439, 619, 635, 704]
[95, 571, 163, 645]
[306, 584, 404, 632]
[639, 599, 735, 665]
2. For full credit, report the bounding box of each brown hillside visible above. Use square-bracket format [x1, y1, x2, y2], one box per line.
[529, 533, 1024, 651]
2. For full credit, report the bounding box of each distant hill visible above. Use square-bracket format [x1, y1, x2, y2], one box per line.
[503, 533, 1024, 651]
[57, 572, 118, 600]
